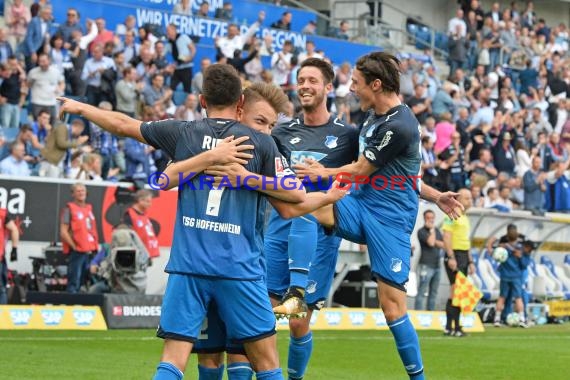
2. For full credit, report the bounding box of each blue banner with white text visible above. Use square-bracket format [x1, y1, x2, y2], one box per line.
[51, 0, 380, 65]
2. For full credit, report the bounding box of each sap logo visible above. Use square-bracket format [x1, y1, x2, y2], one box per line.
[10, 309, 32, 326]
[377, 131, 393, 151]
[348, 312, 366, 326]
[324, 312, 342, 326]
[460, 315, 475, 328]
[0, 187, 26, 214]
[289, 151, 327, 166]
[371, 312, 387, 327]
[417, 314, 433, 327]
[73, 310, 95, 326]
[40, 310, 64, 326]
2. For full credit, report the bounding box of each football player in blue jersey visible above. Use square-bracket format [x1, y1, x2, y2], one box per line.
[267, 52, 434, 379]
[163, 82, 291, 380]
[57, 65, 331, 380]
[265, 58, 359, 380]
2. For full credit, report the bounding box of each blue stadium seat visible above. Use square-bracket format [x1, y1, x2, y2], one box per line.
[3, 127, 19, 142]
[20, 108, 30, 126]
[434, 32, 449, 52]
[540, 256, 570, 299]
[415, 27, 431, 50]
[565, 254, 570, 265]
[173, 90, 188, 106]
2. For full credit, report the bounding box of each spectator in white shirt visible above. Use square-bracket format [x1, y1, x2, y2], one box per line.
[448, 8, 467, 37]
[216, 11, 265, 59]
[271, 40, 293, 87]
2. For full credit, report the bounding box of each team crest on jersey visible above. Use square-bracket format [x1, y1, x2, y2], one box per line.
[306, 280, 317, 294]
[391, 258, 402, 273]
[324, 135, 338, 149]
[376, 130, 393, 151]
[289, 137, 301, 144]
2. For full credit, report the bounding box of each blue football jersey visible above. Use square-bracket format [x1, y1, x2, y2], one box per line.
[271, 115, 359, 191]
[355, 104, 422, 233]
[267, 116, 359, 236]
[141, 118, 291, 280]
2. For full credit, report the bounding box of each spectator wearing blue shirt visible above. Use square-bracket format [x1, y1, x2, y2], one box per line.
[0, 141, 31, 176]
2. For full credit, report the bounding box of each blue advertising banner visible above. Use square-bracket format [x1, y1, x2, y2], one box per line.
[51, 0, 380, 65]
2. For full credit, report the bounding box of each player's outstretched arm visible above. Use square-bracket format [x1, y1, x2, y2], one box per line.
[58, 97, 145, 143]
[206, 163, 306, 203]
[160, 136, 254, 190]
[269, 181, 348, 219]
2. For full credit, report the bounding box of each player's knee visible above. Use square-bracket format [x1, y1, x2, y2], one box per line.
[289, 318, 310, 338]
[198, 352, 224, 367]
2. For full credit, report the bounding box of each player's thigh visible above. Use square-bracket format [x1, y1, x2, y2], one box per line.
[305, 232, 342, 308]
[193, 302, 227, 355]
[265, 236, 290, 298]
[499, 279, 511, 298]
[332, 195, 366, 244]
[243, 334, 280, 371]
[214, 279, 277, 343]
[365, 222, 411, 289]
[158, 274, 211, 341]
[510, 279, 523, 299]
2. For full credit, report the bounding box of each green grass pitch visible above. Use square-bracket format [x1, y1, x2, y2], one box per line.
[1, 324, 569, 379]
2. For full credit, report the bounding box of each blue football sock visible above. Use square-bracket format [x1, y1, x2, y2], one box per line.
[198, 364, 224, 380]
[153, 362, 183, 380]
[227, 362, 253, 380]
[256, 369, 284, 380]
[388, 314, 425, 380]
[288, 215, 318, 290]
[287, 331, 313, 380]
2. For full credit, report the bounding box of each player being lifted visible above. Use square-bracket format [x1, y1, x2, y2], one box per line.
[57, 64, 337, 380]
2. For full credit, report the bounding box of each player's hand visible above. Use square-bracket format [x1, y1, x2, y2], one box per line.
[90, 265, 98, 274]
[468, 262, 476, 275]
[326, 180, 349, 203]
[206, 163, 249, 188]
[293, 158, 325, 182]
[57, 97, 84, 120]
[212, 136, 254, 165]
[436, 191, 464, 220]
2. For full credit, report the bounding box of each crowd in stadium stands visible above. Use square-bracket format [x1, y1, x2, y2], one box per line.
[0, 0, 568, 212]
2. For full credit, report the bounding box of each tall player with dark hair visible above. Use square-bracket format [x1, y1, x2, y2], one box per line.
[57, 64, 317, 380]
[269, 52, 428, 379]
